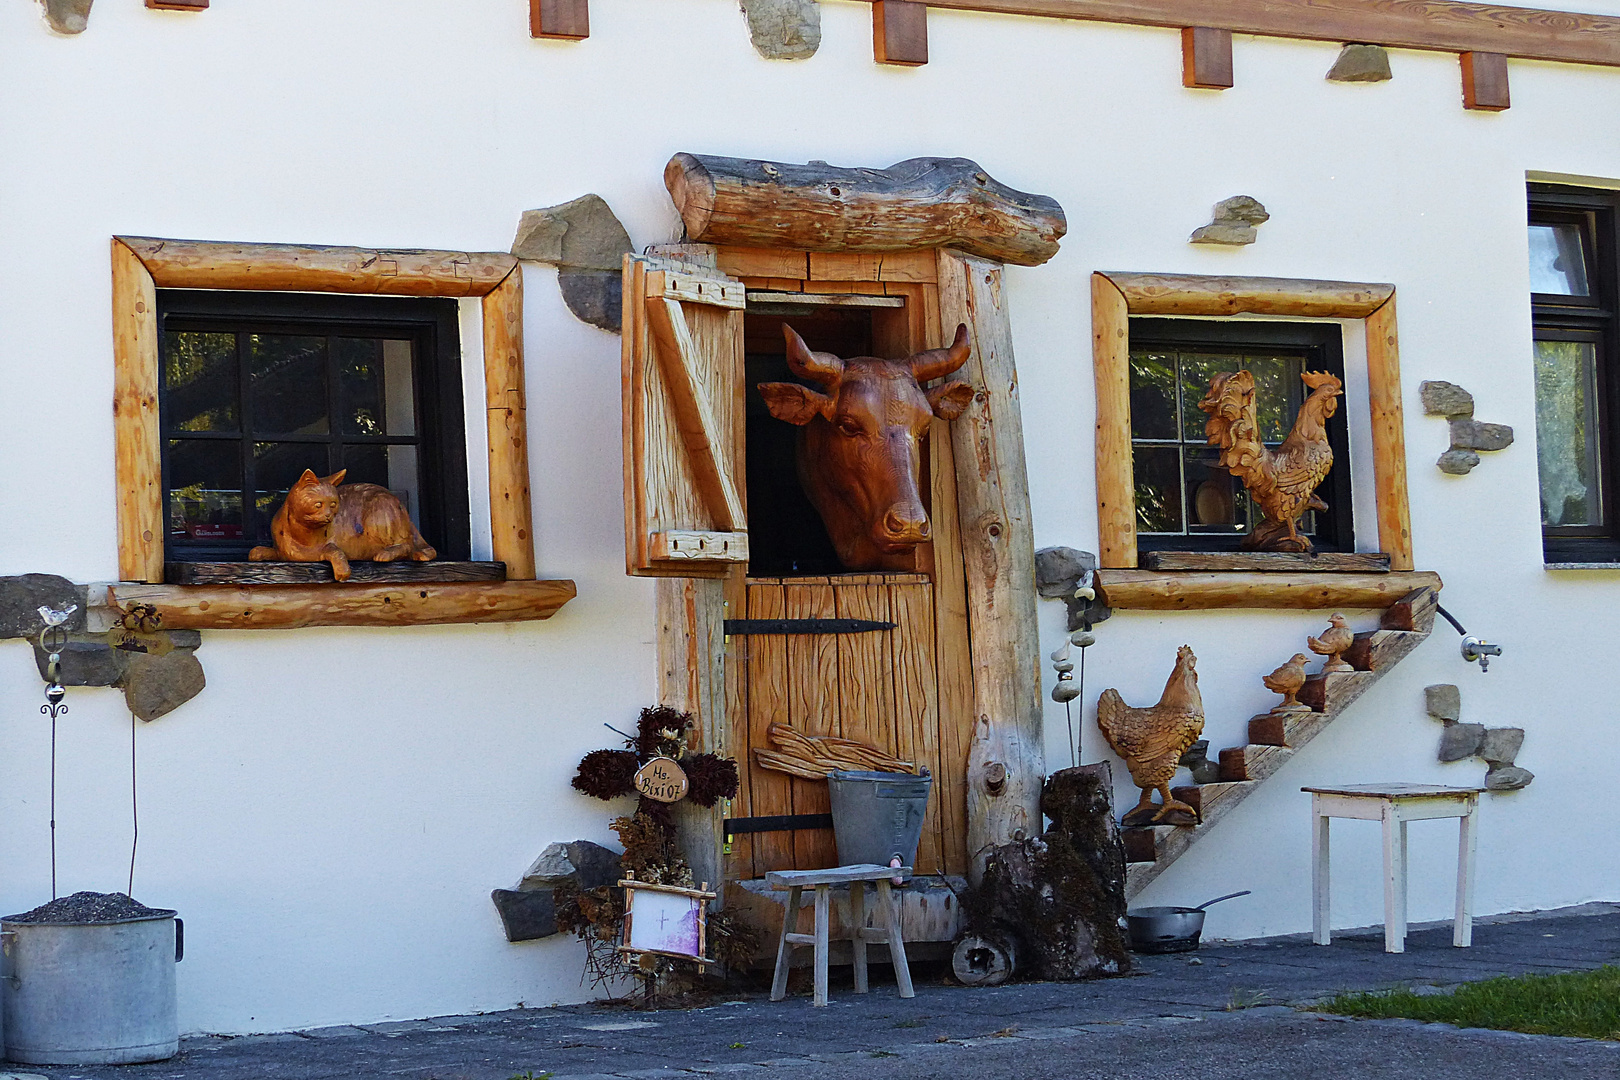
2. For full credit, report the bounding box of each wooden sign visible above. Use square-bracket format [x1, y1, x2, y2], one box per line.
[634, 756, 689, 803]
[619, 877, 715, 966]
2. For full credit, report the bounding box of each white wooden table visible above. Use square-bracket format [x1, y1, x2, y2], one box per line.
[1303, 784, 1484, 954]
[766, 864, 914, 1007]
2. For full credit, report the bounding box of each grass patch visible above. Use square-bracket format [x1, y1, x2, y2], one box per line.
[1317, 966, 1620, 1041]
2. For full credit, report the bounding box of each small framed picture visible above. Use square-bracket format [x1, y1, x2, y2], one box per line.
[619, 877, 716, 966]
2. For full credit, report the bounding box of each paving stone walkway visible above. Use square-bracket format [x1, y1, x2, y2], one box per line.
[10, 903, 1618, 1080]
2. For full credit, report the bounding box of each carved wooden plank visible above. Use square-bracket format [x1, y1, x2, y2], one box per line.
[747, 584, 796, 876]
[1182, 27, 1233, 88]
[647, 532, 749, 563]
[785, 582, 840, 871]
[117, 237, 514, 297]
[531, 0, 589, 39]
[929, 384, 975, 877]
[938, 251, 1046, 873]
[1218, 743, 1295, 783]
[908, 1, 1620, 67]
[112, 239, 163, 584]
[660, 575, 730, 895]
[1382, 587, 1438, 633]
[718, 247, 810, 281]
[1365, 297, 1414, 570]
[835, 583, 896, 780]
[483, 268, 536, 579]
[165, 561, 506, 586]
[875, 0, 930, 65]
[646, 296, 748, 531]
[1092, 273, 1136, 569]
[808, 250, 938, 283]
[1142, 551, 1391, 573]
[1095, 570, 1441, 610]
[891, 581, 944, 875]
[667, 154, 1066, 267]
[1101, 271, 1394, 318]
[110, 580, 574, 630]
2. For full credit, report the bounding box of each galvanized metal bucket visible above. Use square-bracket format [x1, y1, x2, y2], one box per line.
[827, 769, 932, 868]
[1, 911, 182, 1065]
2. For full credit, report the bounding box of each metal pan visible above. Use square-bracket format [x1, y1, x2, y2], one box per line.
[1126, 890, 1251, 953]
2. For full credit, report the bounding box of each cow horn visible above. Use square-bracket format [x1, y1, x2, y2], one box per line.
[909, 323, 971, 382]
[782, 324, 844, 392]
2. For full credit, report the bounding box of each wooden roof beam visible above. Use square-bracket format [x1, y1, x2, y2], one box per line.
[897, 0, 1620, 68]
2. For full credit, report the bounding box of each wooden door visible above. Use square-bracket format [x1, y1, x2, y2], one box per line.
[730, 571, 972, 879]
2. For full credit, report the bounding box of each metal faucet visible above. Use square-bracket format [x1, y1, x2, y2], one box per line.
[1461, 636, 1501, 672]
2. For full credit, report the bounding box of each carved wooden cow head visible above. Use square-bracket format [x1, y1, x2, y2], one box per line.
[758, 324, 975, 571]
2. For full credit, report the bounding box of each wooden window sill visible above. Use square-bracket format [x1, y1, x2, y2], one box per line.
[1544, 562, 1620, 570]
[164, 561, 507, 586]
[107, 579, 576, 630]
[1095, 570, 1441, 611]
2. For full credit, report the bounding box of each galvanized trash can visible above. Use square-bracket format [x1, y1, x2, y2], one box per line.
[827, 769, 932, 868]
[2, 893, 182, 1065]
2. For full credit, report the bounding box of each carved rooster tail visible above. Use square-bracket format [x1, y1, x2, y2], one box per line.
[1199, 370, 1268, 493]
[1096, 687, 1126, 744]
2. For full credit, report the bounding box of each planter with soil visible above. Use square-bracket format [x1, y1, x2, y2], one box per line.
[2, 891, 182, 1065]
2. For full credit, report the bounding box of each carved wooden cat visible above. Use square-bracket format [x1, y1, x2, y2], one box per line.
[248, 469, 435, 581]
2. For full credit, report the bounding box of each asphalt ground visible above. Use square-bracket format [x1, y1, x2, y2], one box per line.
[9, 903, 1618, 1080]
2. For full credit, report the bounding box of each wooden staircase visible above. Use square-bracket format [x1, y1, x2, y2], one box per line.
[1122, 587, 1439, 900]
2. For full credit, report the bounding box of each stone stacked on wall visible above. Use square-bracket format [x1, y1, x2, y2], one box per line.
[1425, 684, 1533, 790]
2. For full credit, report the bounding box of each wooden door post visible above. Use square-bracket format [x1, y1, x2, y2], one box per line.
[937, 251, 1046, 880]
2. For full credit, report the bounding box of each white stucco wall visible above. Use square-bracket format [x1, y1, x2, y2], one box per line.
[1, 0, 1617, 1033]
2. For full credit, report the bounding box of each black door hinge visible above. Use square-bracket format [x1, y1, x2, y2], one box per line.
[722, 619, 896, 636]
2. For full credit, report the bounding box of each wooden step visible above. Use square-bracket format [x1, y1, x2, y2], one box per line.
[1171, 781, 1253, 820]
[1218, 744, 1295, 782]
[1248, 709, 1326, 747]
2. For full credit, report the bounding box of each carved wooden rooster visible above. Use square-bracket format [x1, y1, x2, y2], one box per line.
[1097, 646, 1205, 827]
[1199, 369, 1344, 553]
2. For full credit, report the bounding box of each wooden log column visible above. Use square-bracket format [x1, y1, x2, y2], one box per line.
[938, 250, 1046, 879]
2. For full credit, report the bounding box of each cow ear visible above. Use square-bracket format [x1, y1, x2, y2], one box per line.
[928, 380, 975, 421]
[758, 382, 833, 425]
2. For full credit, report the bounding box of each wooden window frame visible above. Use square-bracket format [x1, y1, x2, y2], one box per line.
[1092, 271, 1431, 610]
[111, 236, 575, 629]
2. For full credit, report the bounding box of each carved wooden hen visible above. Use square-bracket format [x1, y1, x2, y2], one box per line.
[1308, 613, 1355, 673]
[1097, 646, 1205, 827]
[1263, 653, 1311, 713]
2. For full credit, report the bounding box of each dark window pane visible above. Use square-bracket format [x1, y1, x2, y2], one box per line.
[249, 334, 328, 434]
[1242, 355, 1304, 444]
[1184, 447, 1246, 532]
[168, 438, 243, 541]
[252, 441, 335, 545]
[164, 331, 239, 432]
[335, 337, 385, 436]
[1178, 353, 1244, 440]
[1533, 339, 1602, 527]
[1129, 351, 1178, 440]
[1133, 445, 1183, 533]
[1528, 223, 1591, 296]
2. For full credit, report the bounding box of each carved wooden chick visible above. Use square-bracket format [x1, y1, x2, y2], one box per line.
[1097, 646, 1205, 827]
[1308, 613, 1356, 673]
[1263, 653, 1312, 713]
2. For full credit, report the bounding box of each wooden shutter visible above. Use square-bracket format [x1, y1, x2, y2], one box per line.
[621, 254, 749, 577]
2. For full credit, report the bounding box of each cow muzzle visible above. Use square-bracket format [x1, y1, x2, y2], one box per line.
[878, 506, 931, 549]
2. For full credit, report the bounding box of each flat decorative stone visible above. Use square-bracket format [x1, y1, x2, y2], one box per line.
[32, 636, 125, 687]
[1485, 764, 1534, 790]
[1437, 448, 1481, 475]
[1420, 380, 1474, 418]
[518, 839, 621, 892]
[1425, 684, 1461, 722]
[1190, 196, 1270, 246]
[1326, 43, 1392, 83]
[558, 269, 623, 333]
[1034, 546, 1096, 598]
[512, 194, 634, 272]
[490, 887, 558, 942]
[1478, 727, 1524, 766]
[41, 0, 93, 34]
[120, 649, 206, 722]
[740, 0, 821, 60]
[1438, 721, 1485, 762]
[1449, 418, 1515, 452]
[0, 575, 85, 639]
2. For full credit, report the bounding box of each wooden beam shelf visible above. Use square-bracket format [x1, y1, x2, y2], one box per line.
[900, 0, 1620, 68]
[109, 580, 576, 631]
[1095, 570, 1441, 611]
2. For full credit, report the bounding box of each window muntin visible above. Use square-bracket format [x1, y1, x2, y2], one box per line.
[1529, 185, 1620, 559]
[1127, 319, 1352, 554]
[156, 291, 469, 566]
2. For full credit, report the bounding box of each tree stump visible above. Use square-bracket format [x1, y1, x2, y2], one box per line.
[952, 762, 1130, 981]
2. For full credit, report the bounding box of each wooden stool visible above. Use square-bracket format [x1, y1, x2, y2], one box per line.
[1304, 784, 1484, 954]
[766, 864, 915, 1007]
